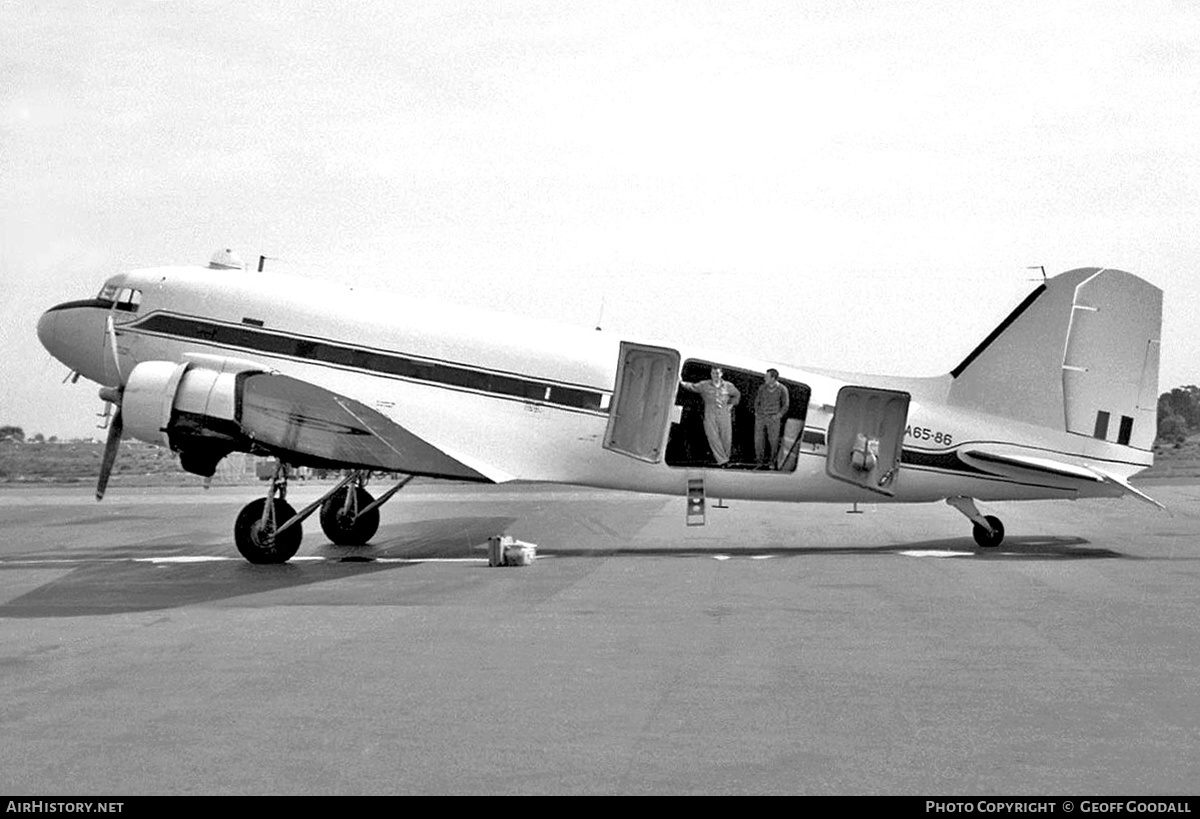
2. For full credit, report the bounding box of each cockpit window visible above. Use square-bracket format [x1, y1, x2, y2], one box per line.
[96, 283, 141, 312]
[116, 288, 141, 311]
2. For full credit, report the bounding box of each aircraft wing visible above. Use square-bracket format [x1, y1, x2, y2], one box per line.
[961, 447, 1164, 509]
[237, 372, 493, 481]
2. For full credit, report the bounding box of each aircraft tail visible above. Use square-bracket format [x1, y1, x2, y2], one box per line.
[946, 268, 1162, 453]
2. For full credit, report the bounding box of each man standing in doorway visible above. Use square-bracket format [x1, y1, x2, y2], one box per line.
[753, 368, 790, 469]
[680, 367, 740, 466]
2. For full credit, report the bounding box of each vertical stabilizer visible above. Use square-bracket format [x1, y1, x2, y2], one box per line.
[947, 268, 1162, 450]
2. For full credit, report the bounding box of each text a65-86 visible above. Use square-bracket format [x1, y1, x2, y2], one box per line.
[905, 425, 953, 446]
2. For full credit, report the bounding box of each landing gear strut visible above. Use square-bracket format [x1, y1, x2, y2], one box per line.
[318, 473, 414, 545]
[232, 465, 415, 563]
[320, 484, 379, 545]
[946, 496, 1005, 549]
[234, 464, 303, 564]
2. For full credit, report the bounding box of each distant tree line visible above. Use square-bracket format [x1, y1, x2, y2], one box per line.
[1, 427, 54, 443]
[1158, 386, 1200, 445]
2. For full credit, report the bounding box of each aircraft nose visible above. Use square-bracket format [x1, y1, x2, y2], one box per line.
[36, 309, 58, 354]
[38, 300, 115, 385]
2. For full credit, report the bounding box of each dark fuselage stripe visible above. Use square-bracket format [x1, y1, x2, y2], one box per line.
[130, 313, 610, 413]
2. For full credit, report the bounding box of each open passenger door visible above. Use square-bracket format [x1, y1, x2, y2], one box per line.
[825, 386, 910, 496]
[603, 342, 681, 463]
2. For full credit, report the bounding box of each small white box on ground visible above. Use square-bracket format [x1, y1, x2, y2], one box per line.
[505, 542, 536, 566]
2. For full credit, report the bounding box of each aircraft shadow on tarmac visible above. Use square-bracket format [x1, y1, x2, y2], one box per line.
[535, 534, 1129, 561]
[0, 522, 1132, 618]
[0, 515, 516, 618]
[320, 515, 520, 560]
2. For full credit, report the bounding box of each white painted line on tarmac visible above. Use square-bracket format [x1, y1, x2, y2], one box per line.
[135, 556, 238, 563]
[0, 555, 494, 567]
[898, 549, 973, 558]
[370, 557, 488, 564]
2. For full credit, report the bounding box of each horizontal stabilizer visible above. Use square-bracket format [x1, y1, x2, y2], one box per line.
[963, 449, 1103, 483]
[1086, 465, 1166, 510]
[962, 448, 1163, 509]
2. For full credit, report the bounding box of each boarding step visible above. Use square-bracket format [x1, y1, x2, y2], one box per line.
[686, 476, 706, 526]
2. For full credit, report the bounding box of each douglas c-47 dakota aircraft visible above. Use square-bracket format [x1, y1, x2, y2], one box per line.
[37, 251, 1164, 564]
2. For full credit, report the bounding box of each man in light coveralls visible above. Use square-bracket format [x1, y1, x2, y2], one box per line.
[680, 367, 741, 466]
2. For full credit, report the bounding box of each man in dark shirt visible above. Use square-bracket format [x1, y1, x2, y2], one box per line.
[753, 368, 790, 469]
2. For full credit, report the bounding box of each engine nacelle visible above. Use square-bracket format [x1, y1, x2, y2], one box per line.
[121, 358, 266, 475]
[122, 361, 189, 448]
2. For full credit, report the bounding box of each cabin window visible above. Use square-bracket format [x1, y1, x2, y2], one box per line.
[664, 360, 811, 472]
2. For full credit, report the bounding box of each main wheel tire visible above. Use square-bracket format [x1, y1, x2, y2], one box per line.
[234, 498, 302, 564]
[319, 486, 380, 545]
[972, 514, 1005, 548]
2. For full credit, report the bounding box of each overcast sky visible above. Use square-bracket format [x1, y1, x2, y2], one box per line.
[3, 0, 1198, 440]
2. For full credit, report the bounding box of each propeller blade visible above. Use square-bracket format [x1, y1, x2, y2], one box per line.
[96, 404, 123, 501]
[105, 314, 123, 383]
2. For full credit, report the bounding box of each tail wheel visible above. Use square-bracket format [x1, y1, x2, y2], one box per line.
[972, 515, 1005, 549]
[234, 498, 302, 564]
[319, 486, 380, 545]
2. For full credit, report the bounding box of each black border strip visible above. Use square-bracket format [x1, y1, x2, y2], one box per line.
[950, 284, 1046, 378]
[44, 298, 113, 313]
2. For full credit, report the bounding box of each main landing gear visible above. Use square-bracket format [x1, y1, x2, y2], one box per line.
[233, 464, 414, 564]
[945, 496, 1005, 549]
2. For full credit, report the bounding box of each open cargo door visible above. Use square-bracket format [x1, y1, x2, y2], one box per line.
[825, 386, 910, 496]
[603, 342, 680, 463]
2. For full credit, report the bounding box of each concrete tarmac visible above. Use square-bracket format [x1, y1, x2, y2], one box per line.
[1, 480, 1198, 795]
